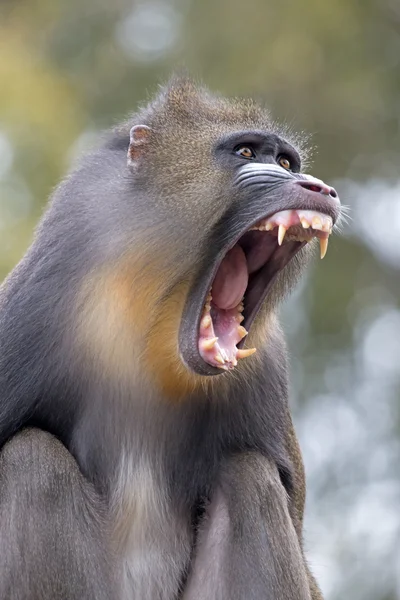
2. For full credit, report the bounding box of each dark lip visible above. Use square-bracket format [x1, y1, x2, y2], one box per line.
[179, 181, 341, 377]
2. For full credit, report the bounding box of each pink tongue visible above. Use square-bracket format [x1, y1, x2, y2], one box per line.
[211, 244, 248, 310]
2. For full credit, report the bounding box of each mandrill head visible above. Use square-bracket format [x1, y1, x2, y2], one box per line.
[117, 77, 340, 390]
[71, 76, 340, 398]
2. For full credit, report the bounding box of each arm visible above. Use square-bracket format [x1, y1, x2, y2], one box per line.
[183, 452, 312, 600]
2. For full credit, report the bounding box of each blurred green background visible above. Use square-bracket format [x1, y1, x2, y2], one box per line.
[1, 1, 399, 598]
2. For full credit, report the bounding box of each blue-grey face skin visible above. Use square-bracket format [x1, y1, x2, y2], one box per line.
[179, 131, 340, 376]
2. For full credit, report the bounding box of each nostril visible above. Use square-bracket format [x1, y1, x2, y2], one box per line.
[307, 184, 322, 193]
[297, 180, 338, 199]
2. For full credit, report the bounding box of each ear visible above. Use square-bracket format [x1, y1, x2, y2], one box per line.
[127, 125, 152, 167]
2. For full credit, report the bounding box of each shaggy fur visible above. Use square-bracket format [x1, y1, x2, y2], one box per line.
[0, 77, 328, 600]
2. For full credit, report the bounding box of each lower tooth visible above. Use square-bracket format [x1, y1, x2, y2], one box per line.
[215, 354, 225, 365]
[202, 337, 218, 350]
[201, 315, 212, 328]
[238, 326, 248, 339]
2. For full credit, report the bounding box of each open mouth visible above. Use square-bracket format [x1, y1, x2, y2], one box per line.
[178, 164, 340, 377]
[198, 208, 332, 370]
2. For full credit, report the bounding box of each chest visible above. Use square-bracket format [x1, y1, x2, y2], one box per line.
[111, 454, 193, 600]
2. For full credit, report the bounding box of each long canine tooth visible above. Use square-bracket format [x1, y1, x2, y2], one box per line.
[278, 224, 287, 245]
[202, 337, 218, 351]
[319, 237, 329, 259]
[238, 326, 248, 339]
[237, 348, 257, 359]
[201, 315, 212, 329]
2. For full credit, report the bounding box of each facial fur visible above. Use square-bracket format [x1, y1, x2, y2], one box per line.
[58, 77, 340, 399]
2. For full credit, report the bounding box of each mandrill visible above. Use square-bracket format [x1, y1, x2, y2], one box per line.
[0, 77, 340, 600]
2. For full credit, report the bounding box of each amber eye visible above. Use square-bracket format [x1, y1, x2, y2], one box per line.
[235, 146, 256, 159]
[278, 156, 291, 170]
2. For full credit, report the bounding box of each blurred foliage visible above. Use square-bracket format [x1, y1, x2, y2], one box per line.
[0, 0, 400, 598]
